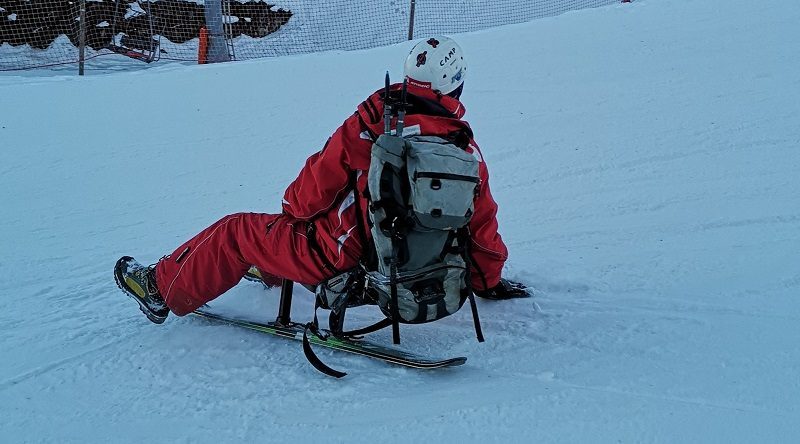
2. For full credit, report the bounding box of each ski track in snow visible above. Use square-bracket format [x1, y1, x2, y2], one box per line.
[2, 0, 800, 442]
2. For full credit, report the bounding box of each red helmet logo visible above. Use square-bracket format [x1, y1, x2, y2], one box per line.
[416, 51, 427, 67]
[427, 38, 440, 48]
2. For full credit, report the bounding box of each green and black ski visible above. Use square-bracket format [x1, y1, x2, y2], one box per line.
[192, 309, 467, 371]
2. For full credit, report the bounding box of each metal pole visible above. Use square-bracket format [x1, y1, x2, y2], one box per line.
[276, 279, 294, 326]
[204, 0, 232, 63]
[223, 0, 236, 60]
[79, 0, 86, 75]
[407, 0, 416, 40]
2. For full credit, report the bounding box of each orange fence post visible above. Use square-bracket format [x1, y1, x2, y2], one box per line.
[198, 26, 209, 64]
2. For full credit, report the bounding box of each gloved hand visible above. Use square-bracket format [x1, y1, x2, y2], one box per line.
[474, 278, 531, 300]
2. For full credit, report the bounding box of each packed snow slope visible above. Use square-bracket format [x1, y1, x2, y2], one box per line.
[1, 0, 799, 442]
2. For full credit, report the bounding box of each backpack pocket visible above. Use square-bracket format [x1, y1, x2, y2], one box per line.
[366, 256, 468, 324]
[405, 136, 479, 230]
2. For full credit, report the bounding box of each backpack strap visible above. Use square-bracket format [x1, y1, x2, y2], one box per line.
[462, 227, 485, 343]
[349, 171, 374, 268]
[389, 227, 402, 344]
[305, 221, 340, 276]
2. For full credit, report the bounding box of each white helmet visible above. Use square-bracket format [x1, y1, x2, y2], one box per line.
[404, 36, 466, 95]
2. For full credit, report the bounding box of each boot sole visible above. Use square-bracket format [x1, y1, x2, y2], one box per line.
[114, 257, 168, 325]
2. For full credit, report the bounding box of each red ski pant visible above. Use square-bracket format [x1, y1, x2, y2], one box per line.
[155, 213, 340, 316]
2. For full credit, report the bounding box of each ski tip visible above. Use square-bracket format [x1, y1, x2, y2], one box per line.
[447, 357, 468, 367]
[413, 356, 467, 369]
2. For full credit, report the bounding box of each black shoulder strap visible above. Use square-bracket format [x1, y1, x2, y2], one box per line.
[350, 171, 378, 271]
[305, 221, 340, 276]
[349, 171, 368, 246]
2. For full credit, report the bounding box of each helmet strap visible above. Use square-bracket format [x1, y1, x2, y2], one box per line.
[446, 83, 464, 100]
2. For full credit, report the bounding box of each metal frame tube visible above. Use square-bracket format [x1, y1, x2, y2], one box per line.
[276, 279, 294, 325]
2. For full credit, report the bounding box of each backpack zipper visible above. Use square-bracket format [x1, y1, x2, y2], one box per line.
[413, 172, 479, 183]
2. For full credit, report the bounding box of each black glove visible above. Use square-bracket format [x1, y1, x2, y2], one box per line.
[474, 278, 531, 300]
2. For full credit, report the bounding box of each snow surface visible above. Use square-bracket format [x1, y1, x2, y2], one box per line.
[1, 0, 799, 442]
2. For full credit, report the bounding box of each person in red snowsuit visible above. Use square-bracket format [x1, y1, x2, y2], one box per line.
[114, 36, 525, 325]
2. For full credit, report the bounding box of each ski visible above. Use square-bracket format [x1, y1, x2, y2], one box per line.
[192, 309, 467, 370]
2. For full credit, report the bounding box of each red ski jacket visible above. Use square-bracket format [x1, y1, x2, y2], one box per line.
[281, 84, 508, 290]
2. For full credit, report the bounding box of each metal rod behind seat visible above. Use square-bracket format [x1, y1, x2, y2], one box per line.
[276, 279, 294, 326]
